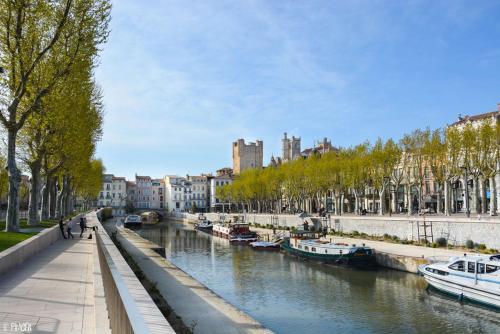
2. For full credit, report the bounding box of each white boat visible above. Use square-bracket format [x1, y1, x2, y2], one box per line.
[194, 214, 213, 233]
[419, 254, 500, 309]
[124, 214, 142, 227]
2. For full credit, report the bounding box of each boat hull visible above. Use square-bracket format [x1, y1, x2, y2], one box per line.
[419, 267, 500, 309]
[281, 242, 375, 266]
[194, 225, 213, 234]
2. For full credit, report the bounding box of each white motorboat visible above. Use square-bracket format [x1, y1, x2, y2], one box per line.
[419, 254, 500, 309]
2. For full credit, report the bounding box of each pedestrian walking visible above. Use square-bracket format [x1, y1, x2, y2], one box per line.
[66, 219, 75, 239]
[59, 217, 67, 239]
[79, 217, 86, 238]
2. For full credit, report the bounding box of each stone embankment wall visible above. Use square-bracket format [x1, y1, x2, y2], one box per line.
[173, 212, 500, 249]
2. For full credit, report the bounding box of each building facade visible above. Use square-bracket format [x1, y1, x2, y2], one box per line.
[209, 174, 233, 211]
[232, 139, 263, 174]
[187, 175, 208, 211]
[135, 175, 152, 209]
[151, 179, 165, 209]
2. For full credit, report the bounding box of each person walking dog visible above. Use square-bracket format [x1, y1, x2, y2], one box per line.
[59, 216, 67, 239]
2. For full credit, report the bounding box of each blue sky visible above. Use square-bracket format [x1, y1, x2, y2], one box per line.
[95, 0, 500, 180]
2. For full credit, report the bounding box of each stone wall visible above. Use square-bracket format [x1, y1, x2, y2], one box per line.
[174, 212, 500, 249]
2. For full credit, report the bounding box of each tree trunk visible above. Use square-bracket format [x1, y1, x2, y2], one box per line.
[5, 129, 20, 232]
[378, 188, 385, 216]
[436, 185, 442, 214]
[444, 181, 450, 216]
[480, 177, 487, 214]
[41, 176, 51, 221]
[490, 177, 497, 216]
[340, 194, 345, 215]
[28, 160, 42, 226]
[49, 180, 57, 219]
[354, 192, 360, 215]
[471, 176, 479, 214]
[334, 195, 340, 215]
[406, 185, 412, 216]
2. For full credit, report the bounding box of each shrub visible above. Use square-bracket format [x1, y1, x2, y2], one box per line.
[431, 242, 438, 248]
[477, 243, 487, 250]
[436, 237, 447, 247]
[352, 230, 359, 236]
[489, 248, 498, 254]
[383, 233, 390, 239]
[391, 235, 399, 241]
[465, 240, 474, 249]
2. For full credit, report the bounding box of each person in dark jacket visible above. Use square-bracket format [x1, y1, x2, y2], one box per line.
[59, 217, 67, 239]
[79, 217, 86, 238]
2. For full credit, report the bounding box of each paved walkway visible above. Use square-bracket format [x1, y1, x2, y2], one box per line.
[0, 231, 97, 333]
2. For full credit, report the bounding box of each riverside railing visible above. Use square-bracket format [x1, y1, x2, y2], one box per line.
[92, 211, 174, 334]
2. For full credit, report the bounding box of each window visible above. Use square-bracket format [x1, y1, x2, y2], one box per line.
[486, 265, 499, 274]
[468, 262, 475, 273]
[304, 246, 309, 251]
[311, 247, 316, 252]
[298, 245, 302, 249]
[477, 263, 485, 274]
[449, 261, 465, 271]
[325, 249, 328, 254]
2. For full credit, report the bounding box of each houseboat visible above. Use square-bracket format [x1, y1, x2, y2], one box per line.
[212, 221, 258, 243]
[194, 214, 213, 234]
[419, 254, 500, 309]
[140, 211, 159, 225]
[281, 231, 375, 266]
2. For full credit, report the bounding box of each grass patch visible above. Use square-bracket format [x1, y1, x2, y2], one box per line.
[0, 231, 37, 252]
[0, 219, 58, 230]
[0, 219, 58, 252]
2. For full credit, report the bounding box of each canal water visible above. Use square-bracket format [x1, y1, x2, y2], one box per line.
[138, 221, 500, 334]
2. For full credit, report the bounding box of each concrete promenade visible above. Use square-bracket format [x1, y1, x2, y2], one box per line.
[0, 219, 106, 334]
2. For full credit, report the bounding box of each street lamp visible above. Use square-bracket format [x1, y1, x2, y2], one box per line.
[461, 166, 470, 218]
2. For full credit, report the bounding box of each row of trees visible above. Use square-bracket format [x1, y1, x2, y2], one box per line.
[217, 121, 499, 216]
[0, 0, 111, 231]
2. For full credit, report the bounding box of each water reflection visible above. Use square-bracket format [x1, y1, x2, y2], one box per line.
[138, 222, 500, 334]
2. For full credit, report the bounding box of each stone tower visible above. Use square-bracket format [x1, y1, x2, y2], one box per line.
[232, 139, 264, 174]
[281, 132, 301, 162]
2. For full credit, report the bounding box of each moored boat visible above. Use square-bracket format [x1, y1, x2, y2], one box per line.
[194, 214, 213, 234]
[124, 214, 142, 227]
[213, 221, 259, 243]
[419, 254, 500, 309]
[250, 239, 283, 251]
[281, 231, 375, 266]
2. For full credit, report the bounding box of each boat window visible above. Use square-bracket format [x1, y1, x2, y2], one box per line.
[298, 245, 302, 249]
[449, 261, 465, 271]
[311, 247, 316, 252]
[304, 246, 309, 251]
[486, 265, 499, 273]
[325, 249, 328, 254]
[477, 263, 485, 274]
[467, 262, 475, 273]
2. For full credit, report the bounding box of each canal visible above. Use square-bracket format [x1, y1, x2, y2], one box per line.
[138, 221, 500, 334]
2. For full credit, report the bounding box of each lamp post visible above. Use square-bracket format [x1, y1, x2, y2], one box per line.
[461, 166, 470, 218]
